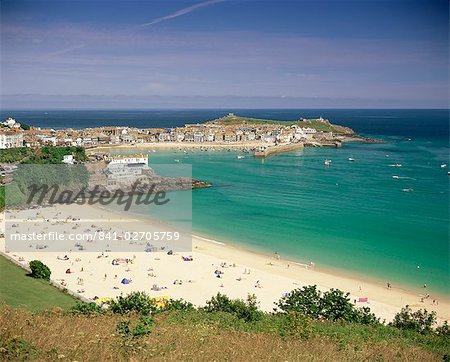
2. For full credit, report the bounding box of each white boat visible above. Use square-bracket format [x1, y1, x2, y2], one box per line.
[348, 157, 355, 162]
[440, 163, 447, 168]
[324, 159, 332, 166]
[174, 159, 180, 163]
[402, 188, 414, 192]
[237, 155, 245, 159]
[389, 164, 402, 167]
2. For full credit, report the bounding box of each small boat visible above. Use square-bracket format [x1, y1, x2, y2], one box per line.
[174, 159, 180, 163]
[389, 164, 402, 167]
[402, 188, 414, 192]
[392, 175, 400, 179]
[348, 157, 355, 162]
[440, 163, 447, 168]
[324, 159, 332, 166]
[237, 155, 245, 159]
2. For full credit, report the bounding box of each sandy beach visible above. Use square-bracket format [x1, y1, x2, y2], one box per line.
[1, 204, 448, 323]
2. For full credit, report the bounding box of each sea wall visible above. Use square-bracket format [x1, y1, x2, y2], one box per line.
[254, 142, 304, 158]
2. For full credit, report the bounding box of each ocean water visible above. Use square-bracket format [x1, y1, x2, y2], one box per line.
[2, 109, 449, 295]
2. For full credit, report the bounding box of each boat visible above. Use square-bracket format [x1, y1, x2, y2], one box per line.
[440, 163, 447, 168]
[324, 159, 332, 166]
[389, 164, 402, 167]
[174, 159, 180, 163]
[402, 188, 414, 192]
[237, 155, 245, 159]
[348, 157, 355, 162]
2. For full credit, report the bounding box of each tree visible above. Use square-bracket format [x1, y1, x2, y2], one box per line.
[276, 285, 322, 319]
[29, 260, 51, 281]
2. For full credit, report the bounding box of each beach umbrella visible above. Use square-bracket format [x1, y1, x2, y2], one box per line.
[121, 278, 130, 284]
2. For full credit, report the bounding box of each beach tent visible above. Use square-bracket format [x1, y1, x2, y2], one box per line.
[121, 278, 130, 284]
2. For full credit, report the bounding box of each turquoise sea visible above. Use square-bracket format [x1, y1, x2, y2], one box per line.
[3, 109, 449, 296]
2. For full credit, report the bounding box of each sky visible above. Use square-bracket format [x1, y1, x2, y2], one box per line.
[0, 0, 448, 109]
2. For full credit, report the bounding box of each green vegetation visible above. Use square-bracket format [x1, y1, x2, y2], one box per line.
[0, 256, 76, 311]
[0, 147, 32, 163]
[203, 293, 262, 322]
[0, 146, 87, 164]
[277, 285, 379, 324]
[20, 122, 31, 131]
[23, 146, 88, 164]
[29, 260, 51, 281]
[1, 290, 448, 360]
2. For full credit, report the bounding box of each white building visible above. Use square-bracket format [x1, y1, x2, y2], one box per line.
[107, 154, 150, 180]
[2, 117, 21, 129]
[0, 131, 23, 149]
[62, 155, 74, 164]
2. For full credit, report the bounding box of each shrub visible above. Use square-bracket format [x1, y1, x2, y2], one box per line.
[283, 311, 314, 339]
[71, 301, 104, 314]
[117, 316, 154, 338]
[436, 321, 450, 337]
[321, 289, 360, 322]
[353, 306, 380, 325]
[276, 285, 322, 319]
[203, 293, 262, 322]
[276, 285, 380, 325]
[162, 299, 195, 312]
[390, 307, 436, 334]
[107, 292, 158, 315]
[29, 260, 51, 281]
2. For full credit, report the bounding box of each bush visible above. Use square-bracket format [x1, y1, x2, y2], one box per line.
[107, 292, 158, 315]
[203, 293, 262, 322]
[276, 285, 379, 325]
[117, 316, 154, 338]
[436, 321, 450, 337]
[162, 299, 195, 312]
[71, 301, 104, 314]
[29, 260, 51, 281]
[276, 285, 322, 319]
[353, 306, 380, 325]
[390, 307, 436, 334]
[283, 311, 314, 339]
[320, 289, 355, 321]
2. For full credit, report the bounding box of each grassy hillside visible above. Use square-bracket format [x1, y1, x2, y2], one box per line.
[0, 256, 77, 311]
[209, 115, 354, 133]
[0, 306, 448, 361]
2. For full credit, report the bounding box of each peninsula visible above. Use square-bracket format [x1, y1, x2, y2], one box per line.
[1, 114, 377, 157]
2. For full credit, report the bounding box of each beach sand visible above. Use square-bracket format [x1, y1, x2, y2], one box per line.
[1, 205, 448, 323]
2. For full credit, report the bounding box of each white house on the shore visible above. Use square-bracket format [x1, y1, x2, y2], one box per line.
[2, 117, 21, 129]
[0, 131, 23, 149]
